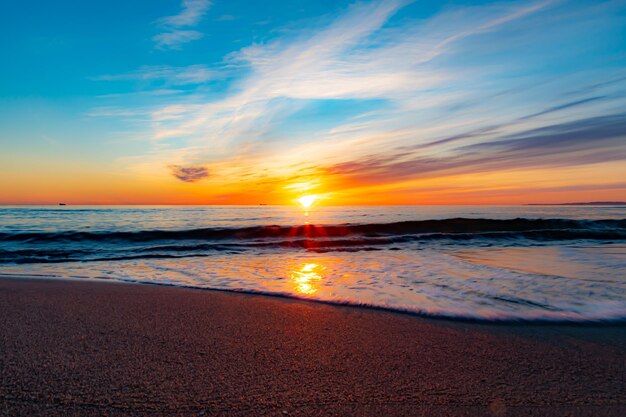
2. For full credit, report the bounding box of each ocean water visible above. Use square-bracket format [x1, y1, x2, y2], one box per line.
[1, 205, 625, 322]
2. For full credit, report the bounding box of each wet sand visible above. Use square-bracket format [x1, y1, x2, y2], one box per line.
[0, 277, 624, 416]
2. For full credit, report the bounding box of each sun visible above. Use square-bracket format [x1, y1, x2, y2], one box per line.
[297, 195, 317, 209]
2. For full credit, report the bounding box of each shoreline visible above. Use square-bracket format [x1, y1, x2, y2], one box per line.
[2, 273, 624, 326]
[1, 276, 625, 416]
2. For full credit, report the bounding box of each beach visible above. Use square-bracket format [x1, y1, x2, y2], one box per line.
[4, 0, 626, 414]
[1, 277, 624, 416]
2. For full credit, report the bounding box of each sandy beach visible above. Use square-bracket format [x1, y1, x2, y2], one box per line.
[4, 0, 626, 414]
[0, 277, 624, 416]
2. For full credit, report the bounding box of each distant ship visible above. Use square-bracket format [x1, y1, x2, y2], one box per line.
[58, 203, 67, 206]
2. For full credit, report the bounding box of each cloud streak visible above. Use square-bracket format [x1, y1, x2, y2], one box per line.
[93, 65, 218, 85]
[153, 30, 203, 50]
[159, 0, 212, 27]
[154, 0, 212, 49]
[326, 112, 626, 185]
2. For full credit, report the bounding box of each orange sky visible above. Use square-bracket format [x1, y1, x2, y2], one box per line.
[2, 156, 625, 205]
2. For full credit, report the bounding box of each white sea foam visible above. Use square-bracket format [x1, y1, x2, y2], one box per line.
[3, 245, 625, 321]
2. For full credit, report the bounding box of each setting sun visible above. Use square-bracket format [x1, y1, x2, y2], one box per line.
[297, 195, 317, 209]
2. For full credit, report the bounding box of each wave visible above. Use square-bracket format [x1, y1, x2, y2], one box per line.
[2, 218, 626, 243]
[1, 218, 626, 264]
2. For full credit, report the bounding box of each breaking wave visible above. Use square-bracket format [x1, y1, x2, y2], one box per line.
[1, 218, 626, 264]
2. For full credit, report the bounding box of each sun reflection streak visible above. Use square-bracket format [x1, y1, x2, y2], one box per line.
[290, 262, 323, 295]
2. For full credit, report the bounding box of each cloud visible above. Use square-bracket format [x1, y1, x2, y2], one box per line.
[518, 96, 607, 121]
[467, 113, 626, 154]
[326, 113, 626, 185]
[93, 65, 217, 85]
[405, 95, 615, 152]
[159, 0, 212, 27]
[100, 0, 626, 199]
[142, 0, 541, 148]
[154, 0, 212, 49]
[169, 165, 209, 182]
[153, 30, 204, 50]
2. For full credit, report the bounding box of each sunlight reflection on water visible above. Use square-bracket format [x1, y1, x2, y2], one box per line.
[291, 263, 323, 295]
[2, 245, 625, 321]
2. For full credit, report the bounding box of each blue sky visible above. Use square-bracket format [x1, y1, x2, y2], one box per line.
[1, 0, 625, 204]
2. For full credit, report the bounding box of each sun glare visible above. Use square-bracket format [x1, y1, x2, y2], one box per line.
[297, 195, 317, 209]
[291, 263, 322, 295]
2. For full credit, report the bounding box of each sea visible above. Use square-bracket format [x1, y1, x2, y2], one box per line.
[1, 205, 625, 322]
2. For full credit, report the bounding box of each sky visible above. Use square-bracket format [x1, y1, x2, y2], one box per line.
[1, 0, 625, 205]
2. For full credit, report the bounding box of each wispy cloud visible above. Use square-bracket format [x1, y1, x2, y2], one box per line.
[154, 0, 212, 50]
[325, 112, 626, 185]
[139, 0, 554, 156]
[159, 0, 212, 26]
[96, 0, 626, 202]
[153, 30, 204, 50]
[93, 65, 218, 85]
